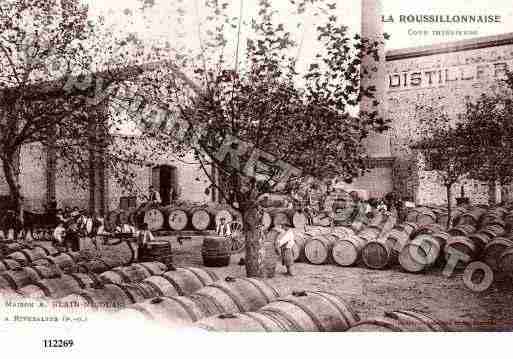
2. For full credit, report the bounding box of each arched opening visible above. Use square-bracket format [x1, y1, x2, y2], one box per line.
[152, 165, 177, 206]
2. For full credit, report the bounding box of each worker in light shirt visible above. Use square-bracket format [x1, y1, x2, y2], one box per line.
[53, 221, 66, 246]
[274, 224, 297, 276]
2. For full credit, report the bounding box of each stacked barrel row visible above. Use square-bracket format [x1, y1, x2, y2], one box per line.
[106, 203, 243, 232]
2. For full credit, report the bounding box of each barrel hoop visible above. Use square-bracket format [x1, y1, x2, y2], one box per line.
[34, 245, 51, 256]
[242, 278, 274, 303]
[18, 250, 32, 263]
[260, 308, 304, 331]
[394, 310, 450, 331]
[137, 263, 158, 276]
[112, 268, 132, 283]
[1, 273, 18, 290]
[313, 291, 354, 328]
[29, 266, 45, 279]
[206, 282, 246, 312]
[242, 312, 275, 331]
[190, 292, 226, 317]
[205, 269, 220, 282]
[141, 279, 164, 297]
[185, 268, 209, 286]
[275, 297, 326, 331]
[116, 284, 137, 304]
[160, 274, 185, 296]
[164, 296, 200, 322]
[69, 274, 92, 288]
[353, 318, 405, 331]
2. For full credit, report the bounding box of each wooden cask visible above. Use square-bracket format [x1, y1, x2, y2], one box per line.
[189, 277, 281, 316]
[0, 259, 22, 272]
[478, 225, 505, 239]
[17, 273, 98, 299]
[358, 226, 382, 242]
[498, 248, 513, 277]
[191, 208, 214, 231]
[0, 265, 61, 290]
[292, 211, 309, 229]
[361, 237, 402, 270]
[304, 234, 339, 265]
[332, 234, 366, 267]
[444, 236, 477, 265]
[483, 238, 513, 271]
[195, 312, 287, 332]
[144, 208, 166, 231]
[158, 267, 219, 296]
[7, 247, 48, 264]
[202, 236, 231, 267]
[99, 262, 164, 284]
[416, 209, 436, 226]
[398, 234, 443, 273]
[448, 224, 476, 237]
[32, 242, 59, 256]
[258, 291, 359, 332]
[167, 208, 188, 231]
[348, 310, 451, 332]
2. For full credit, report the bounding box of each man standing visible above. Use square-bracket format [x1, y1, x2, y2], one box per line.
[148, 186, 162, 205]
[274, 224, 297, 276]
[216, 218, 231, 237]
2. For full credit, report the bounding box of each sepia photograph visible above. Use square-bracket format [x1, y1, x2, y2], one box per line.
[1, 0, 513, 355]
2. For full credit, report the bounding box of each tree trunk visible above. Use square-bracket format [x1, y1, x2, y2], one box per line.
[446, 184, 452, 230]
[241, 197, 266, 278]
[1, 154, 21, 214]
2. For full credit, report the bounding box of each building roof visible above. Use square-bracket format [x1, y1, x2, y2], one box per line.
[386, 32, 513, 62]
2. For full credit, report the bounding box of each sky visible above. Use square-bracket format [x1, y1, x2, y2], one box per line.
[85, 0, 513, 53]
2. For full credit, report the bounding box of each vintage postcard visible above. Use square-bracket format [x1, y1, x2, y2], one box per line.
[0, 0, 512, 356]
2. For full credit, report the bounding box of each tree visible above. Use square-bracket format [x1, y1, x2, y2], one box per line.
[458, 71, 513, 202]
[128, 0, 389, 277]
[411, 104, 472, 228]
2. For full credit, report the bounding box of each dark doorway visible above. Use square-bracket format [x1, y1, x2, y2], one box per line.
[152, 165, 176, 206]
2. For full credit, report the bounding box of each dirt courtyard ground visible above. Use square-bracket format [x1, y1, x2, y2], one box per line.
[164, 235, 513, 332]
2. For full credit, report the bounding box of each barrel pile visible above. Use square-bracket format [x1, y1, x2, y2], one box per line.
[107, 202, 242, 232]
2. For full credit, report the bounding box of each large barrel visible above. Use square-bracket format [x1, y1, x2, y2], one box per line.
[77, 258, 110, 274]
[483, 237, 513, 271]
[478, 225, 505, 239]
[59, 283, 152, 312]
[138, 240, 173, 267]
[17, 273, 98, 299]
[332, 233, 366, 267]
[7, 247, 48, 264]
[99, 262, 167, 284]
[361, 236, 405, 270]
[32, 252, 79, 270]
[0, 265, 61, 290]
[444, 236, 477, 265]
[202, 236, 231, 267]
[32, 242, 60, 256]
[468, 233, 491, 254]
[167, 207, 189, 231]
[195, 312, 287, 332]
[101, 240, 138, 266]
[143, 208, 166, 231]
[398, 234, 444, 273]
[416, 209, 437, 226]
[257, 291, 359, 332]
[304, 234, 338, 265]
[358, 226, 382, 242]
[189, 277, 282, 317]
[152, 267, 219, 296]
[271, 210, 292, 227]
[191, 207, 216, 231]
[448, 224, 476, 237]
[497, 248, 513, 277]
[348, 310, 451, 332]
[0, 259, 22, 272]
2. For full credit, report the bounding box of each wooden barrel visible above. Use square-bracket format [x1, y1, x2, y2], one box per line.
[17, 273, 98, 299]
[189, 277, 281, 317]
[455, 213, 479, 227]
[393, 222, 418, 237]
[191, 207, 215, 231]
[399, 234, 444, 273]
[143, 208, 165, 231]
[304, 234, 338, 265]
[272, 211, 292, 227]
[104, 240, 138, 265]
[118, 296, 208, 327]
[416, 209, 436, 226]
[59, 283, 150, 312]
[77, 258, 110, 274]
[481, 216, 506, 228]
[32, 252, 78, 270]
[348, 310, 451, 332]
[444, 236, 477, 265]
[137, 276, 181, 298]
[157, 267, 219, 296]
[0, 259, 22, 272]
[258, 290, 359, 331]
[497, 248, 513, 277]
[358, 226, 382, 242]
[292, 211, 309, 229]
[332, 233, 366, 267]
[195, 312, 287, 332]
[166, 208, 188, 231]
[468, 233, 491, 254]
[478, 225, 505, 239]
[361, 238, 401, 270]
[0, 265, 61, 290]
[139, 240, 173, 267]
[32, 242, 59, 256]
[99, 262, 166, 284]
[202, 236, 231, 267]
[7, 247, 48, 264]
[406, 209, 419, 223]
[448, 224, 476, 237]
[483, 237, 513, 271]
